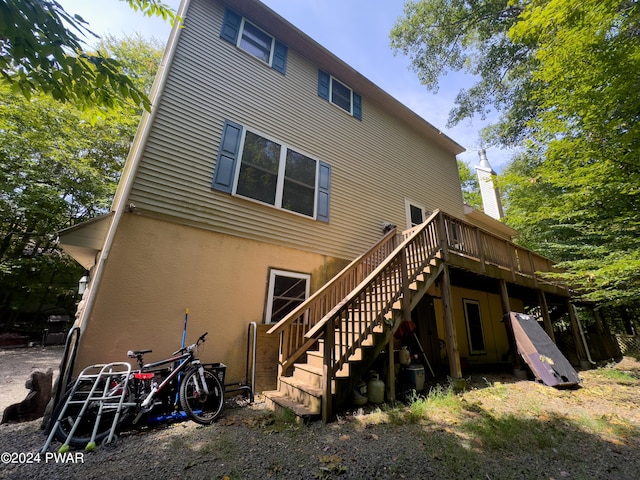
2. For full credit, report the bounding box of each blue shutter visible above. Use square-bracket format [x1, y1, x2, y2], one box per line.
[212, 120, 243, 193]
[220, 9, 241, 44]
[272, 40, 288, 74]
[318, 70, 330, 100]
[353, 92, 362, 120]
[317, 161, 331, 222]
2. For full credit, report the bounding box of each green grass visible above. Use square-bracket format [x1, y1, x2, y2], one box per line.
[407, 384, 461, 422]
[593, 367, 638, 383]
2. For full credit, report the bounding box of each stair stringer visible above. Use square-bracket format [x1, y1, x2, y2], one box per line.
[330, 258, 445, 413]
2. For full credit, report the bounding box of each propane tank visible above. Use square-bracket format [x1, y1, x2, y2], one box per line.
[352, 379, 368, 406]
[399, 346, 411, 366]
[367, 371, 385, 404]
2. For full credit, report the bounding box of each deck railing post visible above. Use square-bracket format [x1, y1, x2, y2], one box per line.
[474, 227, 486, 272]
[435, 212, 449, 262]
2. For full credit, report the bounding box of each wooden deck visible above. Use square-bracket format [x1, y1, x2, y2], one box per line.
[265, 210, 569, 421]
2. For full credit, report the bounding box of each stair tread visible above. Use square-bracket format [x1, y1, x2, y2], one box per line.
[280, 374, 323, 396]
[263, 391, 320, 417]
[294, 362, 323, 376]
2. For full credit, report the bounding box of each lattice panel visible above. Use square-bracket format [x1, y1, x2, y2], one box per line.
[616, 335, 640, 355]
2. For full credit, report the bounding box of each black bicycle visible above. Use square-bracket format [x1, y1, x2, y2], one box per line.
[50, 332, 224, 449]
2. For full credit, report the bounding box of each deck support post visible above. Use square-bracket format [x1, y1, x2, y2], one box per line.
[566, 300, 589, 368]
[537, 290, 555, 343]
[387, 338, 396, 402]
[441, 265, 462, 380]
[499, 280, 522, 372]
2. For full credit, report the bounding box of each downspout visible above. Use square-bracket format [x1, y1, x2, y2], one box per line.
[75, 0, 191, 337]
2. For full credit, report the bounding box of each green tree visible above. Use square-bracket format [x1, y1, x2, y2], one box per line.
[0, 0, 175, 111]
[457, 159, 482, 210]
[391, 0, 640, 308]
[0, 35, 162, 333]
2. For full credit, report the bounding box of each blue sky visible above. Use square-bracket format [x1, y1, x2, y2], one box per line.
[57, 0, 515, 171]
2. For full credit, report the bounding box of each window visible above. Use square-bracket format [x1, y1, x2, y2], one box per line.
[463, 299, 486, 354]
[265, 270, 310, 324]
[239, 21, 272, 63]
[318, 70, 362, 120]
[212, 120, 331, 222]
[220, 9, 288, 74]
[405, 199, 427, 228]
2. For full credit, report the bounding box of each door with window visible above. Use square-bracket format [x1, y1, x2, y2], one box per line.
[265, 270, 310, 324]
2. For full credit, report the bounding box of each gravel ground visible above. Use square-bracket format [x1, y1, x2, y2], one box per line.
[1, 347, 639, 480]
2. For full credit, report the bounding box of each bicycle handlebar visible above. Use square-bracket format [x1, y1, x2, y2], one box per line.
[172, 332, 208, 355]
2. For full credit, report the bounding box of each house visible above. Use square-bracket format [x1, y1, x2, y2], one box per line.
[58, 0, 592, 421]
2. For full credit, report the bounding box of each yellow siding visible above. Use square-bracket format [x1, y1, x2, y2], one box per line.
[128, 0, 466, 261]
[75, 214, 347, 386]
[433, 287, 525, 365]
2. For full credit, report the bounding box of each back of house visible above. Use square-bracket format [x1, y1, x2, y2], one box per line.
[60, 0, 470, 383]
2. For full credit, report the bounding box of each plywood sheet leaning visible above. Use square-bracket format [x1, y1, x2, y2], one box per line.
[508, 311, 581, 388]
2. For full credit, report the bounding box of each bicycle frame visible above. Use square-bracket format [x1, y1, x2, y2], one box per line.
[129, 345, 210, 422]
[138, 351, 192, 409]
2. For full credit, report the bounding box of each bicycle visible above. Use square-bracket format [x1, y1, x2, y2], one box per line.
[49, 332, 224, 449]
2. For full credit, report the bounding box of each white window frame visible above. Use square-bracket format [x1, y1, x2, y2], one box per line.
[463, 299, 486, 355]
[265, 269, 311, 324]
[405, 198, 427, 228]
[237, 18, 276, 66]
[329, 76, 354, 115]
[233, 127, 320, 219]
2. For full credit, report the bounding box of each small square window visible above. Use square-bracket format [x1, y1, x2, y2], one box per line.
[221, 9, 288, 74]
[239, 21, 273, 63]
[331, 79, 352, 113]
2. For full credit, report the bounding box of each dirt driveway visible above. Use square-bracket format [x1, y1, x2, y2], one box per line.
[0, 346, 64, 415]
[1, 349, 639, 479]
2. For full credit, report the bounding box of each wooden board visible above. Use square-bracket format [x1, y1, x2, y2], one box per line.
[508, 312, 581, 388]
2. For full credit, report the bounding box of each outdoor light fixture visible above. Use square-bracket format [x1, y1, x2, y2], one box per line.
[78, 275, 89, 296]
[382, 222, 396, 233]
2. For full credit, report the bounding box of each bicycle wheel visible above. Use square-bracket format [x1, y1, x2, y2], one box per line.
[52, 379, 132, 447]
[179, 368, 224, 424]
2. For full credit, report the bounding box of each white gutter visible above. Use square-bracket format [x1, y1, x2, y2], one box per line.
[76, 0, 191, 335]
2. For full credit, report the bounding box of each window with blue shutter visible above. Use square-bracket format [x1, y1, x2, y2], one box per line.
[272, 40, 288, 74]
[220, 8, 288, 75]
[220, 9, 241, 44]
[353, 93, 362, 120]
[317, 162, 331, 222]
[212, 122, 331, 222]
[318, 70, 330, 100]
[212, 120, 243, 193]
[318, 70, 362, 120]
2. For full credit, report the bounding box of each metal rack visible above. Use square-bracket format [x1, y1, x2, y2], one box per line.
[42, 362, 132, 453]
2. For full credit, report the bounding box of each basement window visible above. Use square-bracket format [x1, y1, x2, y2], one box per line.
[265, 270, 310, 324]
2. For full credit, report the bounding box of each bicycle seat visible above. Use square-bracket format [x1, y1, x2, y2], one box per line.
[127, 349, 152, 358]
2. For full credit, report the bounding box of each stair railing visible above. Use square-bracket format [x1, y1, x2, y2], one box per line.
[305, 210, 443, 377]
[266, 227, 401, 371]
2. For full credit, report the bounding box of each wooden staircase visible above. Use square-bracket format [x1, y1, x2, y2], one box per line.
[264, 211, 446, 421]
[264, 209, 563, 421]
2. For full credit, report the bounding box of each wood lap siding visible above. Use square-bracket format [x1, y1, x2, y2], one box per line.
[129, 0, 465, 260]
